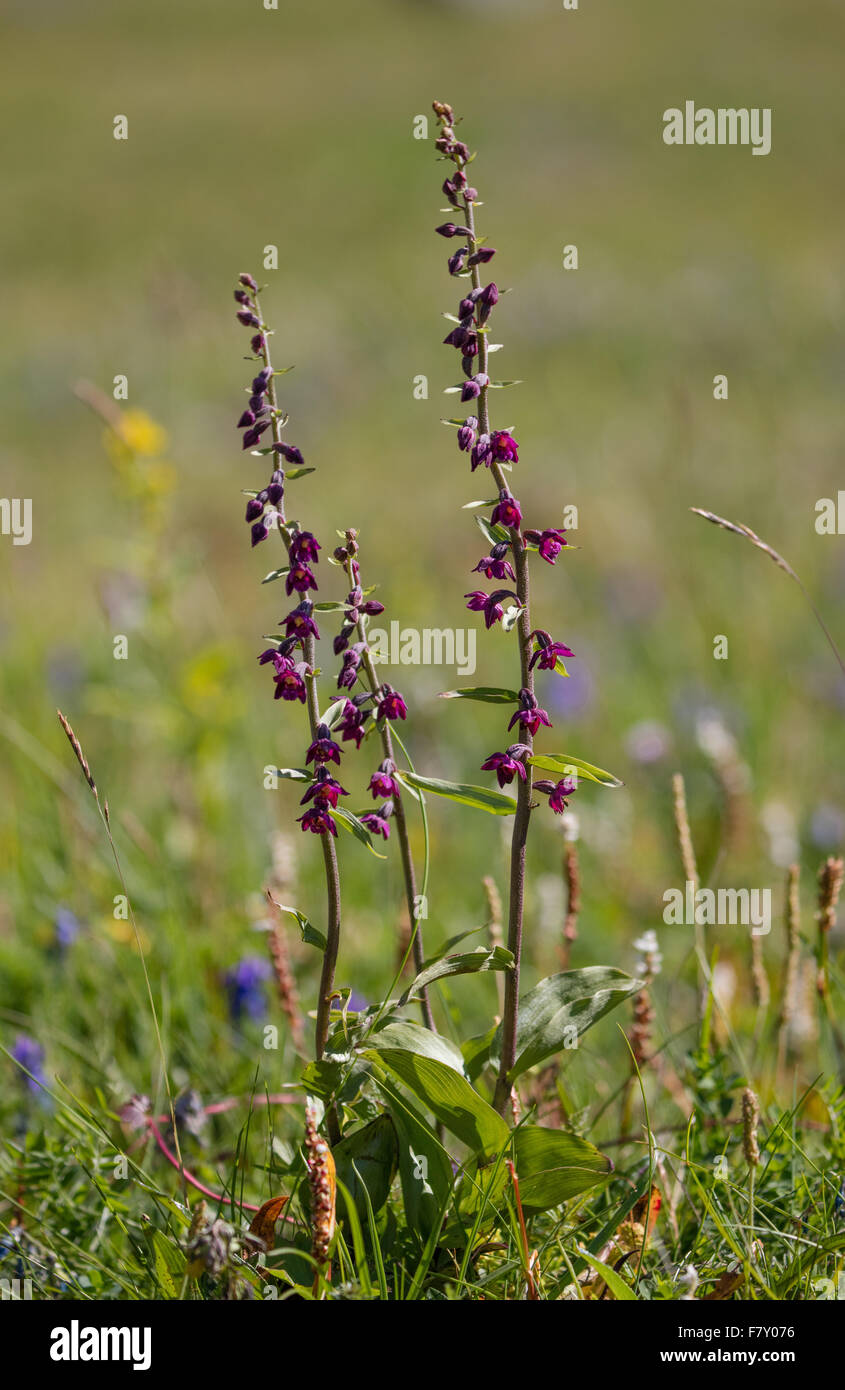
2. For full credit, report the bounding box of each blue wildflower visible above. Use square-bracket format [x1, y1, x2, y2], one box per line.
[11, 1034, 51, 1105]
[54, 907, 81, 950]
[224, 957, 272, 1024]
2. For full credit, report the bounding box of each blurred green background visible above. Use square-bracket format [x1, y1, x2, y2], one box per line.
[1, 0, 844, 1114]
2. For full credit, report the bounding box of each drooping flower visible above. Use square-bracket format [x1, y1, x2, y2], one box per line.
[472, 543, 515, 582]
[298, 804, 338, 837]
[305, 725, 342, 765]
[533, 776, 577, 814]
[528, 630, 575, 671]
[465, 588, 517, 629]
[271, 442, 305, 466]
[368, 759, 399, 800]
[273, 662, 308, 703]
[360, 806, 392, 840]
[300, 768, 348, 810]
[281, 601, 320, 642]
[337, 644, 364, 691]
[376, 685, 407, 722]
[490, 490, 522, 530]
[508, 689, 552, 737]
[467, 246, 496, 266]
[337, 699, 369, 748]
[461, 376, 487, 404]
[481, 745, 530, 788]
[258, 644, 293, 675]
[525, 527, 567, 564]
[457, 418, 478, 451]
[478, 281, 499, 322]
[285, 563, 318, 597]
[470, 433, 493, 471]
[290, 530, 321, 565]
[491, 430, 518, 464]
[243, 422, 270, 449]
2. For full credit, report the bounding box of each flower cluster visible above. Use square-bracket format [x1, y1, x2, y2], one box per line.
[232, 273, 305, 548]
[330, 530, 410, 845]
[432, 104, 577, 823]
[234, 275, 356, 841]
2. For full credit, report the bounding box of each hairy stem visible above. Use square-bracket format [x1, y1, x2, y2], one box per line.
[253, 291, 343, 1111]
[345, 558, 436, 1030]
[457, 185, 535, 1116]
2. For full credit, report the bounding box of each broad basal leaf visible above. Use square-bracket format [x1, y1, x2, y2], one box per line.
[513, 1126, 613, 1213]
[332, 1115, 398, 1222]
[364, 1048, 509, 1155]
[491, 967, 638, 1079]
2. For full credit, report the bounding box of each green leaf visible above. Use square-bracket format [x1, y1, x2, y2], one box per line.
[373, 1079, 455, 1240]
[364, 1049, 509, 1155]
[576, 1246, 638, 1300]
[284, 466, 316, 481]
[527, 753, 624, 789]
[397, 770, 516, 817]
[370, 1020, 467, 1073]
[319, 697, 349, 729]
[476, 514, 511, 548]
[400, 947, 514, 1006]
[513, 1126, 614, 1214]
[273, 766, 312, 782]
[491, 967, 639, 1079]
[462, 498, 499, 510]
[332, 1115, 398, 1223]
[313, 601, 349, 613]
[461, 1024, 499, 1083]
[145, 1228, 184, 1299]
[300, 1059, 344, 1101]
[271, 901, 327, 951]
[439, 686, 520, 705]
[334, 806, 387, 859]
[261, 566, 290, 585]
